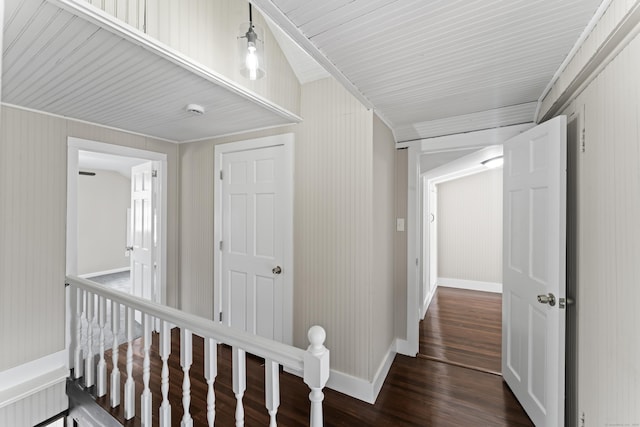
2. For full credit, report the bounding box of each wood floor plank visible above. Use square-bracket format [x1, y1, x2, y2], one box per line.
[420, 287, 503, 374]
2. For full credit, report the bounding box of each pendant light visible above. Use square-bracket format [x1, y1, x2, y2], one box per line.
[238, 3, 265, 80]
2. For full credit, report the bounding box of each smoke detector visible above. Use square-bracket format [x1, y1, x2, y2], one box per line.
[186, 104, 205, 115]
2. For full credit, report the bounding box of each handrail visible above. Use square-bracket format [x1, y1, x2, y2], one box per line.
[67, 274, 329, 426]
[66, 275, 306, 370]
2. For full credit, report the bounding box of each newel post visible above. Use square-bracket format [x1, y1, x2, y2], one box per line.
[303, 326, 330, 427]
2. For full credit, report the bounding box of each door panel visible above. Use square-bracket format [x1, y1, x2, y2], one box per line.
[221, 145, 285, 341]
[130, 161, 155, 302]
[502, 116, 566, 427]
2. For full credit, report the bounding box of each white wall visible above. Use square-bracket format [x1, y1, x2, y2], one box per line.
[0, 105, 180, 372]
[77, 169, 131, 275]
[436, 169, 502, 284]
[541, 1, 640, 424]
[394, 149, 408, 340]
[371, 114, 396, 379]
[561, 31, 640, 427]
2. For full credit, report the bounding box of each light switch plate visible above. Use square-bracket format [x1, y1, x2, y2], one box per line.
[396, 218, 405, 232]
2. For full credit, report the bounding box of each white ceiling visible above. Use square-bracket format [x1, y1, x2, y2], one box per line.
[2, 0, 300, 143]
[255, 0, 604, 142]
[2, 0, 605, 144]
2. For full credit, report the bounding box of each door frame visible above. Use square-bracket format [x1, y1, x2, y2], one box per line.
[66, 137, 168, 305]
[401, 123, 533, 356]
[213, 133, 294, 345]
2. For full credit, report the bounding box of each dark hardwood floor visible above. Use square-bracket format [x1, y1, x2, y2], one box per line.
[85, 288, 531, 426]
[419, 287, 503, 374]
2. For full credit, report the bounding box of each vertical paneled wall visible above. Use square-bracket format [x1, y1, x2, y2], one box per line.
[370, 114, 396, 377]
[393, 149, 408, 340]
[294, 78, 373, 379]
[562, 32, 640, 426]
[0, 106, 180, 371]
[178, 139, 215, 318]
[0, 107, 67, 370]
[83, 0, 301, 117]
[437, 169, 502, 284]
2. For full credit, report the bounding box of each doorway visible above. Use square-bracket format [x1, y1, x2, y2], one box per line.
[213, 133, 294, 345]
[419, 146, 504, 374]
[66, 137, 168, 306]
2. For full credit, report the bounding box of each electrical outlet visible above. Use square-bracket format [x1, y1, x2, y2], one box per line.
[580, 411, 585, 427]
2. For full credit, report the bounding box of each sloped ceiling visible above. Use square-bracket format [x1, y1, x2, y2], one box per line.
[2, 0, 301, 142]
[254, 0, 604, 142]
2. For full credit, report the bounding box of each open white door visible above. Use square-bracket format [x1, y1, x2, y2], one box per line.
[217, 138, 292, 343]
[130, 161, 156, 302]
[502, 116, 566, 426]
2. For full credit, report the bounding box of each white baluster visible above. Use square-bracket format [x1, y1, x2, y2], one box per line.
[96, 296, 107, 397]
[74, 288, 84, 379]
[204, 337, 217, 427]
[159, 320, 172, 427]
[110, 300, 121, 408]
[84, 292, 95, 388]
[180, 328, 193, 427]
[124, 307, 135, 420]
[141, 313, 153, 426]
[265, 359, 280, 427]
[303, 326, 330, 427]
[232, 347, 246, 427]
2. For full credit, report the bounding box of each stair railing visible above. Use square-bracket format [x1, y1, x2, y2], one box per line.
[66, 275, 329, 427]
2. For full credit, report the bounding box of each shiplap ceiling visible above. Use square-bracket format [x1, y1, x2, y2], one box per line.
[255, 0, 604, 142]
[2, 0, 300, 142]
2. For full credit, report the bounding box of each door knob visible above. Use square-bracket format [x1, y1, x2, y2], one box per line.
[272, 266, 282, 275]
[537, 293, 556, 306]
[125, 246, 134, 251]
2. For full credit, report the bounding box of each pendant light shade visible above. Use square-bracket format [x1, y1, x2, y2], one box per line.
[238, 4, 266, 81]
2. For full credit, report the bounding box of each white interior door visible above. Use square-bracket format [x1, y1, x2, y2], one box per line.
[220, 144, 287, 341]
[130, 161, 156, 302]
[502, 116, 567, 426]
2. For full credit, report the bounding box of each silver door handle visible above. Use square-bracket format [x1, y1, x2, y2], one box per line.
[272, 266, 282, 275]
[537, 293, 556, 306]
[125, 246, 134, 251]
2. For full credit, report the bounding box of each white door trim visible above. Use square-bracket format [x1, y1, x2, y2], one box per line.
[213, 133, 294, 345]
[66, 137, 168, 306]
[401, 123, 533, 356]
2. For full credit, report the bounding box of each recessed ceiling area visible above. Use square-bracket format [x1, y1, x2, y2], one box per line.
[2, 0, 301, 142]
[254, 0, 605, 142]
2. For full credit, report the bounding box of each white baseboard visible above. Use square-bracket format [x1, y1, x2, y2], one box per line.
[284, 342, 396, 404]
[0, 350, 68, 408]
[79, 267, 130, 279]
[438, 277, 502, 293]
